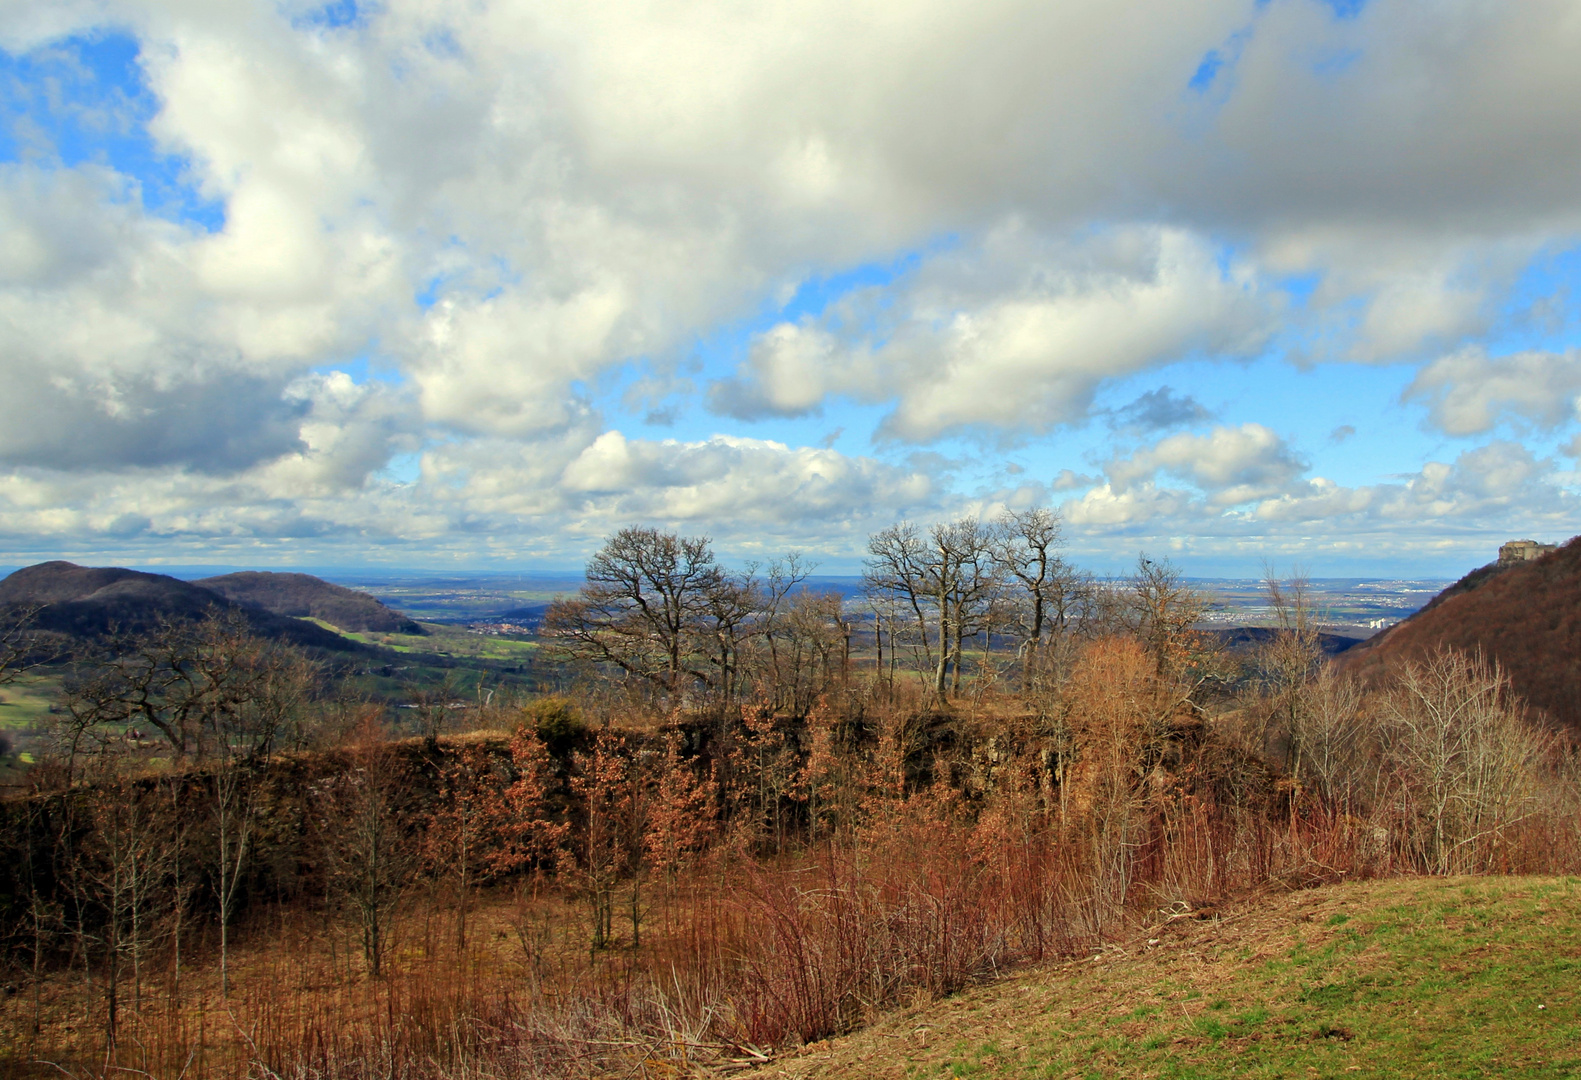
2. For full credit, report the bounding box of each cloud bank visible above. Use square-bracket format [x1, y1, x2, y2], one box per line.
[2, 0, 1580, 571]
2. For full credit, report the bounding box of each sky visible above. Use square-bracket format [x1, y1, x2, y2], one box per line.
[3, 0, 1581, 577]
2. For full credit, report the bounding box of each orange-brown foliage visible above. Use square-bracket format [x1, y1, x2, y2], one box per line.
[7, 640, 1581, 1079]
[1343, 536, 1581, 732]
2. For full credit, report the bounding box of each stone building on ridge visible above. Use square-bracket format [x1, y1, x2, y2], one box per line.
[1498, 539, 1558, 567]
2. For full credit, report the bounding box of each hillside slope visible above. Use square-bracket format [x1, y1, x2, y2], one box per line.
[1341, 537, 1581, 729]
[0, 561, 360, 651]
[196, 570, 424, 634]
[759, 877, 1581, 1080]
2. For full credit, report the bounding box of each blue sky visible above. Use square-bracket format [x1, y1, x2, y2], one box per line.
[0, 30, 222, 229]
[3, 0, 1581, 578]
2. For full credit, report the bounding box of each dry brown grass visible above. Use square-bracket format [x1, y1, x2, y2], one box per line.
[3, 880, 731, 1079]
[2, 794, 1456, 1080]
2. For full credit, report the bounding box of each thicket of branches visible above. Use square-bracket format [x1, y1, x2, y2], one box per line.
[2, 518, 1578, 1079]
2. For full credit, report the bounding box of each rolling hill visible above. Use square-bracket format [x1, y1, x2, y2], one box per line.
[195, 570, 424, 634]
[1341, 537, 1581, 729]
[0, 561, 361, 651]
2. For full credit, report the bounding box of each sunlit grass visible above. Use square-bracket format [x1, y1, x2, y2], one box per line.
[0, 673, 59, 731]
[303, 618, 540, 661]
[778, 877, 1581, 1080]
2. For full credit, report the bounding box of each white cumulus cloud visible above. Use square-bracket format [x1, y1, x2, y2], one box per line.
[1406, 347, 1581, 437]
[4, 0, 1581, 565]
[711, 225, 1272, 441]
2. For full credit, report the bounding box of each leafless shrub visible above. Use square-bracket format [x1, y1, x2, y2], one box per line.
[1291, 663, 1372, 807]
[1380, 648, 1553, 875]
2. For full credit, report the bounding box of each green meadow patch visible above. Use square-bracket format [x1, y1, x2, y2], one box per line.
[764, 877, 1581, 1080]
[306, 618, 541, 662]
[0, 673, 59, 731]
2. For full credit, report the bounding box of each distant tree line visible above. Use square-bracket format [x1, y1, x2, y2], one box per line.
[543, 510, 1211, 713]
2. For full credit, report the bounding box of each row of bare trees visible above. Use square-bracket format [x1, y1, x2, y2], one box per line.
[1219, 571, 1561, 876]
[544, 511, 1215, 711]
[865, 513, 1212, 698]
[1246, 644, 1556, 875]
[544, 528, 852, 712]
[45, 613, 322, 994]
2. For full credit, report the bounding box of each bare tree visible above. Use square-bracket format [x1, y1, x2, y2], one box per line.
[1122, 554, 1208, 690]
[1381, 649, 1551, 875]
[70, 771, 179, 1045]
[863, 517, 1001, 699]
[936, 517, 1001, 696]
[1061, 637, 1163, 930]
[15, 771, 67, 1046]
[755, 555, 812, 709]
[422, 745, 497, 950]
[49, 615, 312, 995]
[773, 590, 849, 715]
[316, 740, 414, 977]
[58, 612, 312, 767]
[406, 672, 463, 745]
[993, 509, 1090, 653]
[0, 604, 51, 688]
[860, 583, 908, 690]
[695, 569, 763, 705]
[205, 631, 306, 996]
[1256, 565, 1327, 769]
[564, 731, 643, 949]
[545, 527, 736, 702]
[1292, 664, 1371, 808]
[863, 523, 936, 688]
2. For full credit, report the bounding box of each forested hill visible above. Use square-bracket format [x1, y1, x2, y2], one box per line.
[195, 570, 424, 634]
[0, 561, 362, 651]
[1341, 537, 1581, 730]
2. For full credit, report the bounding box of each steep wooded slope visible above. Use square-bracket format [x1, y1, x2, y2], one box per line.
[1341, 537, 1581, 729]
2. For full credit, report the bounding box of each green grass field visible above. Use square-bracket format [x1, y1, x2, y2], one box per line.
[763, 877, 1581, 1080]
[0, 673, 59, 731]
[317, 619, 555, 707]
[306, 618, 540, 661]
[0, 673, 59, 772]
